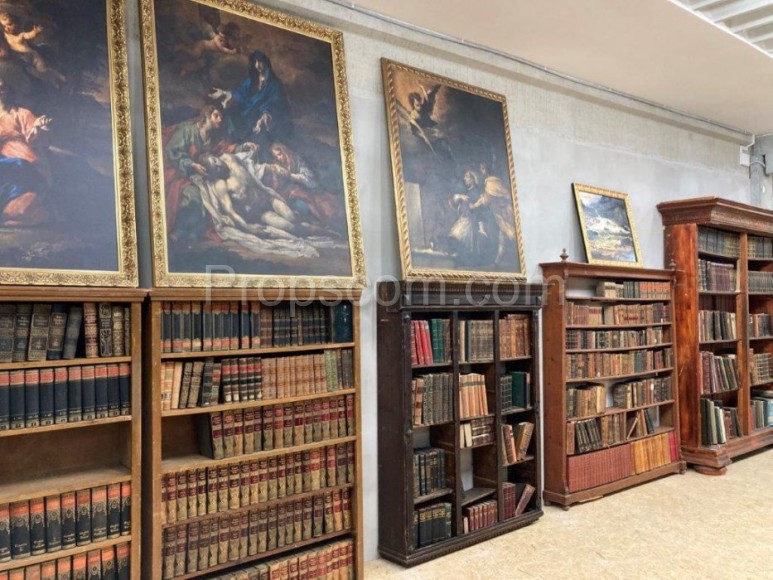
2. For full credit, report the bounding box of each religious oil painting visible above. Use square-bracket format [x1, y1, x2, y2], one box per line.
[573, 183, 643, 267]
[141, 0, 364, 287]
[0, 0, 137, 286]
[382, 59, 526, 281]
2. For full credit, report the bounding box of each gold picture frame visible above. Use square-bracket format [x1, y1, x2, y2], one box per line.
[0, 0, 137, 286]
[382, 58, 526, 282]
[140, 0, 365, 288]
[573, 183, 643, 268]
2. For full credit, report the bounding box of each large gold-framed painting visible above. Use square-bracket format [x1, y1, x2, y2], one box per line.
[0, 0, 137, 286]
[140, 0, 364, 288]
[382, 59, 526, 281]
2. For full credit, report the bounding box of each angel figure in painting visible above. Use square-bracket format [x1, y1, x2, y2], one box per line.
[176, 22, 243, 78]
[398, 82, 452, 160]
[0, 10, 66, 87]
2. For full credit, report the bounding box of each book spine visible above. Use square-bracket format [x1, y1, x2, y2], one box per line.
[118, 363, 131, 416]
[75, 489, 91, 546]
[67, 366, 82, 423]
[38, 368, 54, 426]
[27, 303, 52, 362]
[94, 364, 109, 419]
[111, 305, 125, 357]
[24, 369, 40, 428]
[8, 370, 24, 429]
[107, 364, 121, 417]
[98, 303, 113, 357]
[46, 304, 68, 360]
[60, 492, 76, 549]
[9, 501, 30, 559]
[62, 305, 83, 360]
[90, 486, 108, 541]
[120, 482, 131, 535]
[29, 497, 45, 556]
[11, 305, 32, 363]
[0, 372, 9, 430]
[81, 365, 96, 421]
[44, 495, 61, 553]
[82, 303, 98, 358]
[0, 304, 15, 363]
[0, 504, 8, 563]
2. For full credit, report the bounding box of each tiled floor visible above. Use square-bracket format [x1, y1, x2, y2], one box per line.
[365, 449, 773, 578]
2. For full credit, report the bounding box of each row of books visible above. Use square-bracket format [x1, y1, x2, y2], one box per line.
[0, 483, 131, 562]
[749, 235, 773, 259]
[160, 349, 353, 411]
[162, 491, 352, 578]
[698, 352, 740, 394]
[565, 347, 673, 380]
[411, 373, 452, 427]
[595, 280, 670, 299]
[566, 384, 605, 418]
[698, 227, 739, 257]
[0, 302, 130, 363]
[565, 302, 670, 326]
[566, 431, 678, 492]
[413, 447, 446, 499]
[160, 301, 353, 354]
[207, 539, 353, 580]
[500, 372, 531, 411]
[462, 499, 496, 533]
[458, 320, 493, 363]
[611, 376, 673, 409]
[501, 422, 534, 464]
[700, 400, 741, 446]
[196, 396, 355, 460]
[0, 364, 131, 430]
[0, 543, 130, 580]
[163, 442, 355, 525]
[498, 314, 531, 359]
[749, 271, 773, 294]
[698, 309, 737, 342]
[751, 390, 773, 428]
[750, 313, 772, 338]
[459, 416, 494, 448]
[410, 319, 450, 366]
[458, 373, 489, 419]
[698, 260, 737, 293]
[502, 482, 535, 520]
[750, 352, 773, 386]
[566, 327, 668, 351]
[567, 409, 657, 455]
[412, 502, 451, 549]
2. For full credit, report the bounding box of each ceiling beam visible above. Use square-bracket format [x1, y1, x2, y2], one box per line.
[730, 13, 773, 31]
[690, 0, 727, 9]
[709, 0, 773, 23]
[748, 28, 773, 42]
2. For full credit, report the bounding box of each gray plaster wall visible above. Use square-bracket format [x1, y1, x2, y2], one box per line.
[123, 0, 760, 563]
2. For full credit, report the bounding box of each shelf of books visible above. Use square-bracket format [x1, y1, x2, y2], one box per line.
[658, 197, 773, 475]
[540, 261, 684, 507]
[0, 286, 144, 579]
[142, 289, 362, 579]
[376, 281, 543, 567]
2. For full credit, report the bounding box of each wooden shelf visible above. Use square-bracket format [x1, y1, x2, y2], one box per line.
[566, 400, 675, 422]
[160, 342, 355, 360]
[0, 355, 132, 372]
[567, 427, 675, 457]
[697, 248, 740, 260]
[699, 338, 740, 346]
[565, 367, 674, 383]
[0, 535, 131, 573]
[750, 335, 773, 341]
[162, 389, 356, 417]
[162, 484, 354, 529]
[0, 465, 130, 504]
[565, 295, 671, 303]
[566, 322, 671, 330]
[162, 436, 357, 474]
[377, 281, 543, 566]
[412, 361, 452, 370]
[701, 388, 741, 397]
[698, 290, 740, 296]
[0, 416, 131, 438]
[566, 342, 673, 354]
[502, 454, 535, 468]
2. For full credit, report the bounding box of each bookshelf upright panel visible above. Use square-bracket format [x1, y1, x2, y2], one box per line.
[0, 286, 144, 579]
[143, 288, 363, 579]
[377, 282, 543, 567]
[658, 197, 773, 475]
[540, 261, 685, 507]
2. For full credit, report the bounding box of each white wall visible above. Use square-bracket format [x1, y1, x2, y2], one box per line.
[124, 0, 756, 563]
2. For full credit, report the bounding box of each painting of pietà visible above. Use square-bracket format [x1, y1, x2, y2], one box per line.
[382, 59, 526, 281]
[0, 0, 136, 285]
[141, 0, 364, 287]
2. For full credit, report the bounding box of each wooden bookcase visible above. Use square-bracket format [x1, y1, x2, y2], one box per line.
[376, 282, 543, 567]
[143, 288, 363, 579]
[541, 261, 685, 507]
[0, 286, 144, 578]
[658, 197, 773, 475]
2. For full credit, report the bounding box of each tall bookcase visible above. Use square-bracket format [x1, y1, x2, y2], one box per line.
[658, 197, 773, 475]
[541, 260, 685, 507]
[377, 282, 543, 567]
[142, 288, 363, 579]
[0, 287, 144, 579]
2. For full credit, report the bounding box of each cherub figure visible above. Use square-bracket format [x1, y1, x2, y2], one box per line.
[177, 22, 243, 77]
[0, 11, 66, 87]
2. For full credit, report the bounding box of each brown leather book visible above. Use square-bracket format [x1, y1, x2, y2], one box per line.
[97, 303, 113, 357]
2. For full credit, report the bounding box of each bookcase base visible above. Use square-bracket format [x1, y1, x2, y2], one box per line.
[683, 427, 773, 475]
[544, 460, 686, 507]
[377, 509, 543, 568]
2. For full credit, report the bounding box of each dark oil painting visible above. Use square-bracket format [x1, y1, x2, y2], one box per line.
[383, 60, 526, 280]
[0, 0, 133, 283]
[148, 0, 361, 283]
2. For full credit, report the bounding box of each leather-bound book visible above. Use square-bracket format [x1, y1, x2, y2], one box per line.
[38, 368, 54, 426]
[80, 365, 96, 421]
[29, 497, 45, 556]
[9, 500, 30, 559]
[0, 371, 9, 430]
[90, 486, 107, 541]
[110, 305, 124, 357]
[27, 303, 52, 362]
[11, 304, 32, 362]
[107, 364, 120, 417]
[115, 542, 130, 580]
[118, 363, 131, 416]
[97, 303, 113, 357]
[61, 305, 83, 360]
[94, 365, 109, 419]
[75, 489, 91, 545]
[46, 304, 68, 360]
[67, 366, 82, 423]
[82, 303, 98, 359]
[120, 482, 131, 535]
[24, 369, 40, 428]
[60, 492, 76, 549]
[0, 503, 10, 562]
[0, 304, 16, 363]
[44, 495, 61, 552]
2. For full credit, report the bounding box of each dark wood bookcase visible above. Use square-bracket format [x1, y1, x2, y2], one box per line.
[142, 288, 363, 579]
[541, 260, 685, 507]
[376, 281, 543, 567]
[0, 286, 144, 579]
[658, 197, 773, 475]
